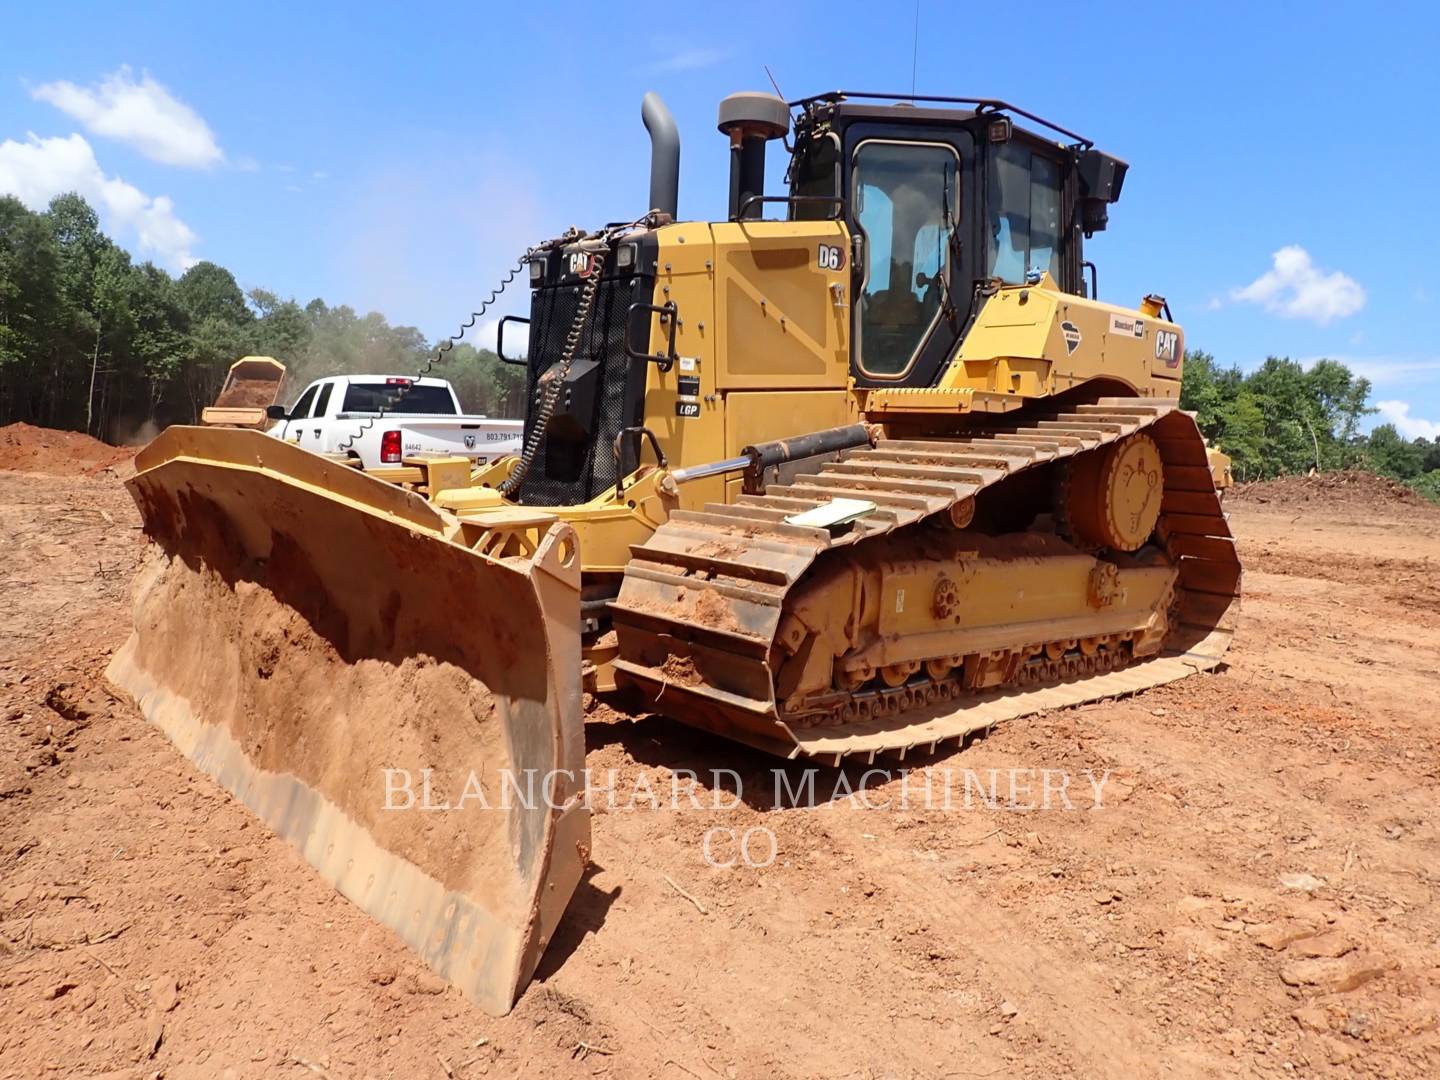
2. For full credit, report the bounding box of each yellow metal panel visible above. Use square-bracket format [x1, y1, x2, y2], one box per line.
[870, 557, 1173, 666]
[494, 471, 677, 575]
[637, 225, 726, 510]
[947, 289, 1058, 368]
[1206, 445, 1234, 489]
[861, 386, 1027, 416]
[712, 220, 851, 390]
[937, 280, 1183, 402]
[724, 391, 852, 461]
[635, 223, 858, 507]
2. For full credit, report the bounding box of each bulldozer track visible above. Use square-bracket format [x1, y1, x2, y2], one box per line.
[610, 398, 1241, 763]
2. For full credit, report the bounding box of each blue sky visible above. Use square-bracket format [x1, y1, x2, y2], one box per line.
[3, 1, 1438, 436]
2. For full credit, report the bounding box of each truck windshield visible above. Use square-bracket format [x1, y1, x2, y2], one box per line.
[340, 383, 456, 414]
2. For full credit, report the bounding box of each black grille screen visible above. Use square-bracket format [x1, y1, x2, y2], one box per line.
[515, 266, 650, 507]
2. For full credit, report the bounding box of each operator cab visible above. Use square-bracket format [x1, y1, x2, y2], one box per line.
[511, 90, 1129, 510]
[782, 92, 1127, 388]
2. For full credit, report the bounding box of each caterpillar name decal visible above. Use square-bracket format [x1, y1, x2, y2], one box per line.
[1154, 329, 1180, 367]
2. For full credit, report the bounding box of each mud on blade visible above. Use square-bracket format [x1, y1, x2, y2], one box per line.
[106, 427, 587, 1016]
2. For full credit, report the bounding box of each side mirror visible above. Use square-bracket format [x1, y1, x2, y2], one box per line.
[265, 404, 288, 420]
[497, 315, 530, 365]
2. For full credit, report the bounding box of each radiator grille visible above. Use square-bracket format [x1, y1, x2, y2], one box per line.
[515, 268, 649, 507]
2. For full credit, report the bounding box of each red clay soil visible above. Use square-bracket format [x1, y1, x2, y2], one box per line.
[0, 423, 135, 475]
[2, 470, 1439, 1078]
[212, 377, 283, 410]
[1230, 468, 1436, 517]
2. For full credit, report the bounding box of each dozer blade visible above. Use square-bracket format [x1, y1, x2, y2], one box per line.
[105, 426, 587, 1016]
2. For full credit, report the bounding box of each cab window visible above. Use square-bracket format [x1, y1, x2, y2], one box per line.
[852, 141, 959, 377]
[290, 384, 319, 419]
[987, 143, 1063, 284]
[313, 381, 334, 417]
[790, 132, 839, 221]
[340, 383, 456, 414]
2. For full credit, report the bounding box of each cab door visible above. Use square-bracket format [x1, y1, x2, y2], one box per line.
[843, 124, 975, 388]
[301, 380, 335, 446]
[280, 383, 319, 444]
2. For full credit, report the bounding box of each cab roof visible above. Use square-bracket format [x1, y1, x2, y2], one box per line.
[790, 91, 1093, 150]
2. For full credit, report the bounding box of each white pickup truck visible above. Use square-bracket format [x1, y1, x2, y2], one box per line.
[265, 375, 522, 469]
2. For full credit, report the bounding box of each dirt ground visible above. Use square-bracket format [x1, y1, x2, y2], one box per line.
[2, 440, 1438, 1079]
[0, 424, 137, 475]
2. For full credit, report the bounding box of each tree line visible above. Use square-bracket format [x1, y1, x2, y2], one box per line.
[0, 192, 524, 441]
[1180, 351, 1440, 500]
[3, 190, 1438, 500]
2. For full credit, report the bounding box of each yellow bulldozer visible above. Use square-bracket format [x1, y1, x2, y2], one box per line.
[107, 90, 1240, 1015]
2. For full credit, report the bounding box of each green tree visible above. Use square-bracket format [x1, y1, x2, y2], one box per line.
[1304, 358, 1373, 465]
[0, 197, 64, 423]
[129, 263, 187, 414]
[45, 193, 114, 428]
[446, 343, 526, 416]
[176, 262, 250, 325]
[174, 262, 253, 420]
[1214, 389, 1267, 481]
[85, 243, 139, 435]
[1244, 358, 1316, 474]
[1411, 470, 1440, 503]
[1179, 349, 1225, 433]
[1364, 423, 1425, 480]
[249, 288, 312, 360]
[0, 193, 532, 435]
[1180, 349, 1408, 482]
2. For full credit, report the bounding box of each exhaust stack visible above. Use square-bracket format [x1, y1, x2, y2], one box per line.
[641, 92, 680, 219]
[717, 92, 789, 221]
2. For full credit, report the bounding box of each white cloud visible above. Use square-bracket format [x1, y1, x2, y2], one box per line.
[1303, 355, 1440, 386]
[1375, 400, 1440, 440]
[32, 67, 222, 168]
[646, 44, 730, 72]
[1231, 245, 1365, 325]
[0, 132, 198, 269]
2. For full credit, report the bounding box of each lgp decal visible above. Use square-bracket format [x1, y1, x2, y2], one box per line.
[1154, 329, 1180, 367]
[1109, 313, 1145, 339]
[675, 373, 701, 418]
[817, 243, 846, 271]
[1061, 321, 1082, 355]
